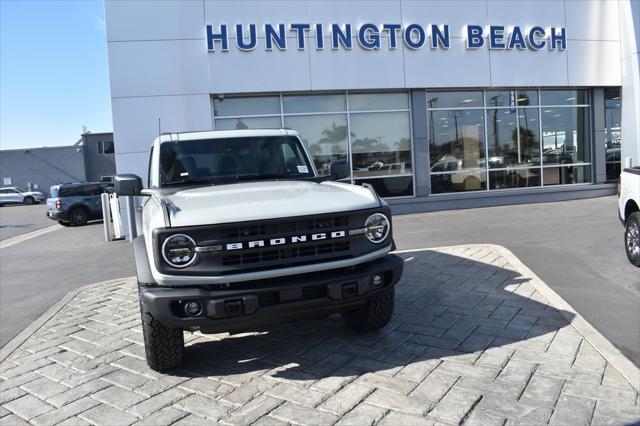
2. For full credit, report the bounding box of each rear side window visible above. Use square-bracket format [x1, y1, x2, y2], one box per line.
[58, 186, 82, 197]
[82, 185, 103, 196]
[49, 187, 59, 198]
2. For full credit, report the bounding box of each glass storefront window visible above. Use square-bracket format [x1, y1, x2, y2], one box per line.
[350, 112, 412, 177]
[213, 96, 280, 116]
[541, 90, 588, 106]
[283, 94, 345, 114]
[487, 108, 540, 168]
[543, 165, 591, 185]
[431, 171, 486, 194]
[541, 107, 590, 165]
[349, 92, 409, 111]
[427, 91, 483, 108]
[355, 176, 413, 197]
[283, 114, 348, 176]
[605, 88, 621, 182]
[429, 109, 485, 172]
[485, 90, 539, 107]
[215, 116, 281, 130]
[489, 168, 541, 189]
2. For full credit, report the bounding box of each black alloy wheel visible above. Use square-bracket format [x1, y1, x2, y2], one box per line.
[69, 207, 89, 226]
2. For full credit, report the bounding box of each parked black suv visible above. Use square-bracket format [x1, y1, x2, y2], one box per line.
[46, 182, 114, 226]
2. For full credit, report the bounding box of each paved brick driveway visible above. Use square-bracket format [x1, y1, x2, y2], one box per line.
[1, 245, 638, 425]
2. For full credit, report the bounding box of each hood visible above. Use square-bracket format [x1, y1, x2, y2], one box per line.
[163, 180, 381, 228]
[23, 191, 43, 196]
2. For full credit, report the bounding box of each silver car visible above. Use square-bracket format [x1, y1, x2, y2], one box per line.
[0, 187, 45, 206]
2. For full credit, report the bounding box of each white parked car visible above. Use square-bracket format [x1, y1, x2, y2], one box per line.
[618, 167, 640, 267]
[0, 187, 45, 206]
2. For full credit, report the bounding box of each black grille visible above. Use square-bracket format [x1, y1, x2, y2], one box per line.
[222, 216, 350, 239]
[221, 241, 350, 266]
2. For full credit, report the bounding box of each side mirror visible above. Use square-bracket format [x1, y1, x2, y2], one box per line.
[328, 160, 350, 180]
[114, 174, 143, 196]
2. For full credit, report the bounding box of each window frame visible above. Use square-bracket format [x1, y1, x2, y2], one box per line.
[97, 140, 115, 155]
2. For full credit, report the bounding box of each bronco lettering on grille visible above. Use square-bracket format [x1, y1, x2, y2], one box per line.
[226, 230, 347, 251]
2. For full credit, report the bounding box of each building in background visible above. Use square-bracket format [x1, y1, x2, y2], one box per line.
[0, 132, 116, 193]
[104, 0, 640, 212]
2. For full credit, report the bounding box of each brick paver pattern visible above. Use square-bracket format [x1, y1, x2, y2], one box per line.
[1, 246, 639, 425]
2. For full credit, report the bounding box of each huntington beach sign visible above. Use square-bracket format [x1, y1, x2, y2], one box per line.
[206, 23, 567, 52]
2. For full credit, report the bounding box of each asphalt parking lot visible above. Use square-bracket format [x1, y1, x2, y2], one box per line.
[0, 210, 135, 347]
[0, 204, 53, 240]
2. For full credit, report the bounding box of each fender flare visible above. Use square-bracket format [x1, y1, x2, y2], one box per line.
[133, 236, 155, 285]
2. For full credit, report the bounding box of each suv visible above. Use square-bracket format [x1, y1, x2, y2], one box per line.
[115, 129, 404, 371]
[0, 187, 45, 206]
[46, 182, 114, 226]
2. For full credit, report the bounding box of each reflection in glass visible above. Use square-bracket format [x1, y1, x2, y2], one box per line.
[215, 117, 281, 130]
[605, 87, 621, 182]
[542, 108, 590, 165]
[485, 90, 539, 107]
[429, 109, 485, 171]
[489, 168, 541, 189]
[487, 108, 540, 168]
[427, 91, 483, 108]
[213, 96, 280, 116]
[349, 92, 409, 111]
[350, 112, 412, 177]
[543, 165, 591, 185]
[283, 94, 345, 114]
[355, 177, 413, 197]
[431, 171, 486, 193]
[517, 90, 539, 106]
[284, 114, 348, 176]
[541, 90, 588, 106]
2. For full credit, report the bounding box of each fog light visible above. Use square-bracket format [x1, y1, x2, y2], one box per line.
[184, 301, 202, 317]
[372, 274, 384, 288]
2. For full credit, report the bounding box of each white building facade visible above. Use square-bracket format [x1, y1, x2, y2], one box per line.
[104, 0, 640, 211]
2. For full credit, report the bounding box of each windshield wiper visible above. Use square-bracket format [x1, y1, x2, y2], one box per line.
[162, 177, 216, 187]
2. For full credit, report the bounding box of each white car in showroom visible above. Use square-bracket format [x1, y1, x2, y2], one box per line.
[0, 186, 45, 206]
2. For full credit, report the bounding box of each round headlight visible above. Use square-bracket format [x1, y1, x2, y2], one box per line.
[364, 213, 390, 244]
[162, 234, 197, 268]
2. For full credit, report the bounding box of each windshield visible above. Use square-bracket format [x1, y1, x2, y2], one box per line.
[159, 136, 314, 187]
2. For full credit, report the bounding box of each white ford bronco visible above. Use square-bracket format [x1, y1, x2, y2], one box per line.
[114, 129, 404, 371]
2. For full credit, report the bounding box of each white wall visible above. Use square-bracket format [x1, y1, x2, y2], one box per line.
[619, 0, 640, 168]
[105, 0, 629, 178]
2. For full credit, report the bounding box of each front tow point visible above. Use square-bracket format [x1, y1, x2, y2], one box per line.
[225, 300, 244, 317]
[342, 283, 357, 299]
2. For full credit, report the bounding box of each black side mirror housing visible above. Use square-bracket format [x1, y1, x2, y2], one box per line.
[114, 174, 143, 196]
[328, 160, 350, 180]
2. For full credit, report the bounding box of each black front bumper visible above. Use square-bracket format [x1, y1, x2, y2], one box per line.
[140, 254, 404, 334]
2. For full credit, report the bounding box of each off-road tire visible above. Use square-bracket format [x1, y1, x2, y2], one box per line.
[625, 212, 640, 267]
[23, 196, 34, 205]
[69, 207, 88, 226]
[140, 303, 185, 371]
[342, 288, 395, 332]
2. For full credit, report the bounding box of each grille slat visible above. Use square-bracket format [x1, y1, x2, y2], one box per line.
[221, 241, 351, 266]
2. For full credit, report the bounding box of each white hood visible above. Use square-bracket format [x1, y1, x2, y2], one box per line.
[163, 180, 381, 228]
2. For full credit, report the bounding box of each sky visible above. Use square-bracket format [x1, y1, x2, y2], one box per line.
[1, 0, 112, 150]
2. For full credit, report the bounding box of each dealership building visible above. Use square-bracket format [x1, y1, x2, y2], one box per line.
[104, 0, 640, 211]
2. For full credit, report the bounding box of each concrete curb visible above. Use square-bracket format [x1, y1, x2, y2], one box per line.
[395, 244, 640, 392]
[0, 277, 135, 363]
